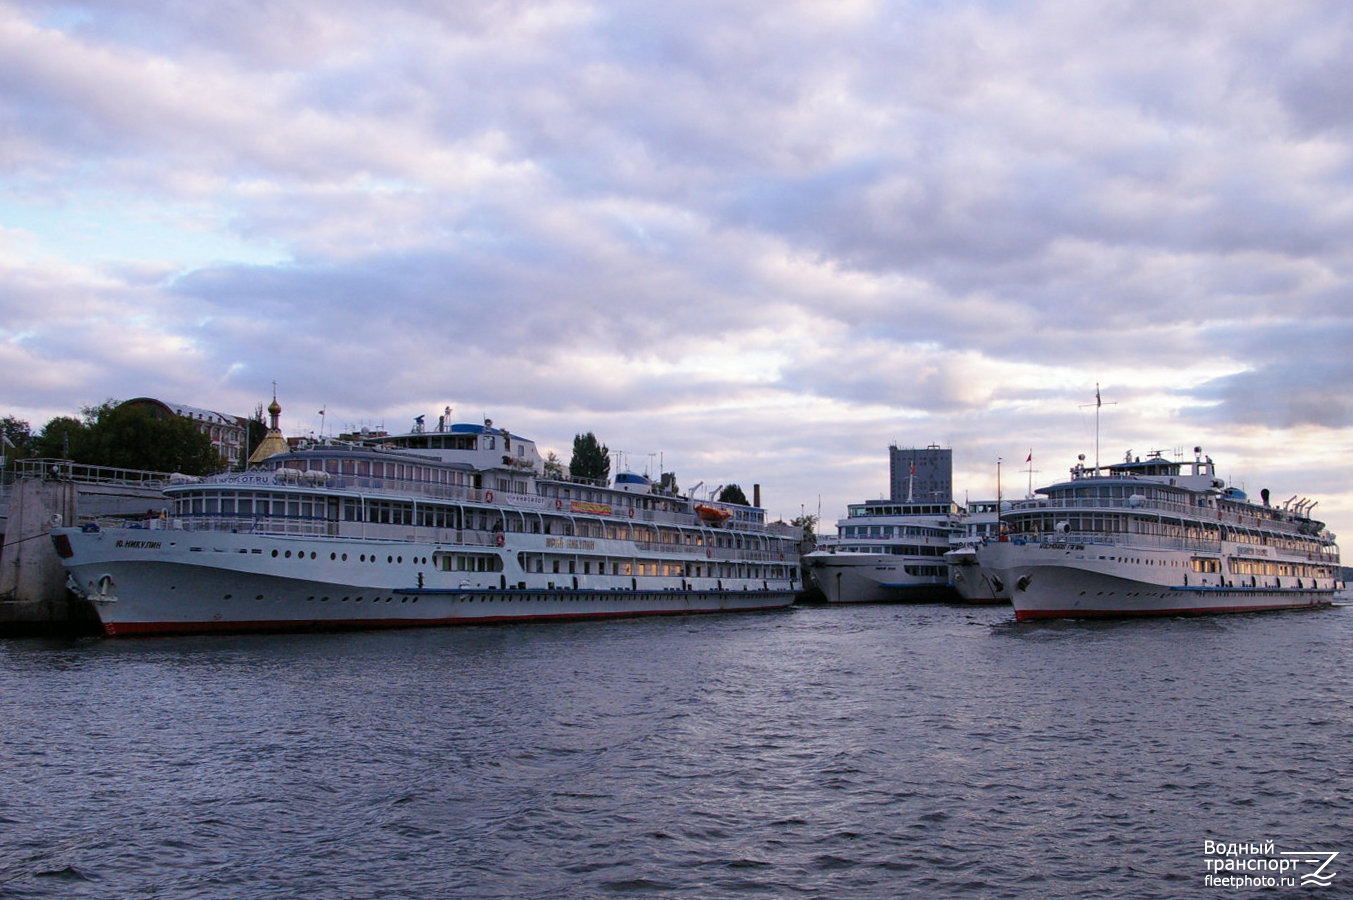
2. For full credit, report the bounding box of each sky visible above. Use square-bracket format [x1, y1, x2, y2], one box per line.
[3, 0, 1352, 541]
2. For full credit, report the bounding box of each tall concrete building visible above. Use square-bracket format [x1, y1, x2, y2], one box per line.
[889, 445, 952, 503]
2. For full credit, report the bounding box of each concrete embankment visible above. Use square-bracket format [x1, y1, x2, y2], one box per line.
[0, 473, 168, 637]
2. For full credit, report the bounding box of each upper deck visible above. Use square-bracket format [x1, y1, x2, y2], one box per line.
[1007, 447, 1334, 544]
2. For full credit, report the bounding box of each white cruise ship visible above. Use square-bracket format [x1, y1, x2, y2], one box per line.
[976, 447, 1342, 621]
[803, 497, 963, 603]
[51, 408, 801, 635]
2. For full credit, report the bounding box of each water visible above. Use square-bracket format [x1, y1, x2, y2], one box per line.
[2, 604, 1350, 899]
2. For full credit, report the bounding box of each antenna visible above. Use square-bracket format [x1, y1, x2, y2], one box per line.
[1079, 383, 1117, 471]
[996, 457, 1003, 537]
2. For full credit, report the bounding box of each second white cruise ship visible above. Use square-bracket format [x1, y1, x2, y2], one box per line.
[976, 447, 1341, 620]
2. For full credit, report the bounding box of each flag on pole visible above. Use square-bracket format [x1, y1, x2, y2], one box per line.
[1025, 450, 1032, 463]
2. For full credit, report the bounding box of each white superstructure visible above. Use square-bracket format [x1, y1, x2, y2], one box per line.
[976, 447, 1341, 621]
[53, 415, 801, 635]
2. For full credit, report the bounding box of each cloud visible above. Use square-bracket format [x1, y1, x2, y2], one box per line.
[3, 0, 1353, 538]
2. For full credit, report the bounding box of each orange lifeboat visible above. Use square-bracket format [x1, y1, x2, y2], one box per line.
[694, 504, 732, 525]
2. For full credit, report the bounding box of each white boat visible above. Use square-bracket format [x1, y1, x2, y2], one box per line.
[976, 447, 1342, 621]
[803, 497, 963, 603]
[944, 500, 1011, 603]
[51, 411, 801, 635]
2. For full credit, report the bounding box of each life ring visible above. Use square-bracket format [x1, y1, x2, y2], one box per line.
[495, 533, 505, 547]
[556, 499, 563, 511]
[629, 508, 635, 518]
[485, 490, 494, 503]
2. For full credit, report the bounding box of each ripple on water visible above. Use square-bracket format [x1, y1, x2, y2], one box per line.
[1, 605, 1350, 898]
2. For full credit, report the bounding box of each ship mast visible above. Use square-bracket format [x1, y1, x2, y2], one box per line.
[1080, 384, 1115, 472]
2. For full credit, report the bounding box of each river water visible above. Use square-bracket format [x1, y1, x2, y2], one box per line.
[2, 603, 1349, 898]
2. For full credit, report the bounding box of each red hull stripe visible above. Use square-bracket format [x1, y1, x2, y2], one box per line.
[101, 605, 789, 637]
[1013, 601, 1331, 622]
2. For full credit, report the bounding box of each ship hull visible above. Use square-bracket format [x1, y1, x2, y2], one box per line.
[804, 553, 956, 604]
[979, 540, 1335, 621]
[55, 527, 796, 636]
[944, 549, 1009, 604]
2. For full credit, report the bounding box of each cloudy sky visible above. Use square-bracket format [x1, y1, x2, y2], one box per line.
[4, 0, 1352, 539]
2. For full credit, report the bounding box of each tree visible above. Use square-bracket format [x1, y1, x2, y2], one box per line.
[34, 416, 87, 460]
[569, 432, 610, 484]
[657, 472, 679, 495]
[542, 451, 565, 479]
[792, 513, 818, 541]
[246, 403, 268, 463]
[82, 403, 219, 474]
[1, 416, 33, 469]
[718, 484, 749, 506]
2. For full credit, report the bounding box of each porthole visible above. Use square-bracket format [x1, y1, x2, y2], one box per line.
[342, 553, 348, 561]
[271, 550, 279, 558]
[330, 553, 337, 560]
[360, 554, 366, 562]
[285, 550, 292, 558]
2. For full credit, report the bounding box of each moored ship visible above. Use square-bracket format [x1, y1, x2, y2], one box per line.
[976, 447, 1341, 621]
[803, 497, 964, 603]
[944, 499, 1010, 603]
[51, 405, 801, 635]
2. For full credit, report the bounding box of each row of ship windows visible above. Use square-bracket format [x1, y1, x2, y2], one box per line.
[182, 493, 766, 549]
[266, 549, 432, 565]
[1093, 555, 1333, 580]
[837, 545, 948, 557]
[839, 527, 952, 539]
[1022, 514, 1328, 554]
[522, 558, 789, 578]
[253, 548, 786, 579]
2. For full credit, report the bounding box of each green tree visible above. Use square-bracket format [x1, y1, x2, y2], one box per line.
[657, 472, 679, 495]
[34, 416, 87, 460]
[82, 403, 219, 474]
[246, 403, 268, 463]
[792, 513, 818, 541]
[1, 416, 34, 469]
[542, 451, 565, 479]
[569, 432, 610, 484]
[718, 484, 749, 506]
